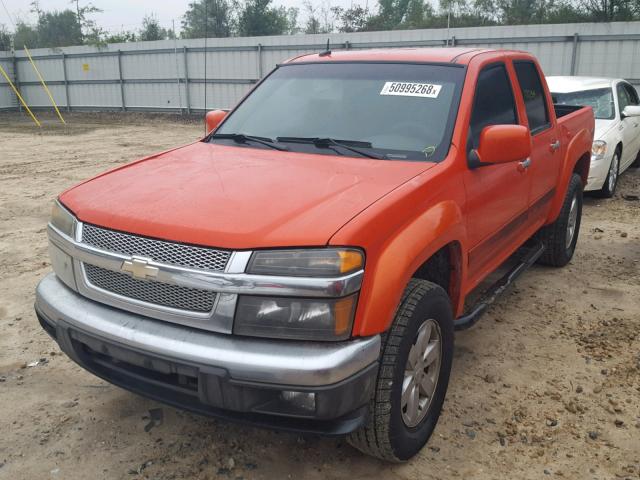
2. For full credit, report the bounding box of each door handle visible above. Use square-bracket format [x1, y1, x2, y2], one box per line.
[550, 140, 561, 152]
[518, 158, 531, 172]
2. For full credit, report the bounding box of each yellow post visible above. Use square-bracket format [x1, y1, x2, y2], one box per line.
[24, 46, 66, 125]
[0, 64, 41, 127]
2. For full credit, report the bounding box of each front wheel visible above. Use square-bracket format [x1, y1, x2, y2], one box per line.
[536, 173, 583, 267]
[347, 279, 454, 462]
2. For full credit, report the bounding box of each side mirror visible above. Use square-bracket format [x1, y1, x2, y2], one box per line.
[621, 105, 640, 118]
[471, 125, 532, 167]
[205, 109, 228, 134]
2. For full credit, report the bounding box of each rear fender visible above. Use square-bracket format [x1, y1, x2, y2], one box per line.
[546, 128, 591, 224]
[353, 200, 467, 337]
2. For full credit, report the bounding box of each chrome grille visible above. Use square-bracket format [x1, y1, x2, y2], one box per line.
[82, 224, 230, 271]
[84, 264, 216, 313]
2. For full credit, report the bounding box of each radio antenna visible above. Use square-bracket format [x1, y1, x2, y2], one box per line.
[204, 0, 208, 134]
[319, 38, 331, 57]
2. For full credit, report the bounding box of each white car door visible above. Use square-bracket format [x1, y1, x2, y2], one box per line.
[616, 82, 640, 171]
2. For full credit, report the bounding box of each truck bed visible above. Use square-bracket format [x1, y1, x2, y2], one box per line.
[554, 104, 594, 139]
[554, 103, 587, 119]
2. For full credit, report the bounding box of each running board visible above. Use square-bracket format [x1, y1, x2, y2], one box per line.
[454, 241, 545, 331]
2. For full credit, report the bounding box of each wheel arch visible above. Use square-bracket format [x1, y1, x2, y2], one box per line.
[411, 241, 463, 318]
[351, 200, 468, 337]
[573, 152, 590, 187]
[546, 127, 592, 224]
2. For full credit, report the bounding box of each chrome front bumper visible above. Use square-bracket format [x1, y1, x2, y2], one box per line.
[36, 273, 380, 386]
[585, 154, 611, 191]
[36, 274, 380, 433]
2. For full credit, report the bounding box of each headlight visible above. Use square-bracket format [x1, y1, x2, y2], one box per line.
[592, 140, 607, 160]
[234, 294, 357, 341]
[247, 248, 364, 277]
[51, 200, 77, 237]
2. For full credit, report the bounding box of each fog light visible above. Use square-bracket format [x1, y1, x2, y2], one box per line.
[280, 390, 316, 412]
[49, 242, 77, 291]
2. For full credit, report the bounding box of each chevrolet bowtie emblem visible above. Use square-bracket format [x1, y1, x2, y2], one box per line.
[121, 256, 159, 280]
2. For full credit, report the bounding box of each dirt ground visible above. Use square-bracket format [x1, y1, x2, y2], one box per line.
[0, 112, 638, 480]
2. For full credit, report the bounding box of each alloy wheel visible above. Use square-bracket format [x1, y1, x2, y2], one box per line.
[401, 319, 442, 427]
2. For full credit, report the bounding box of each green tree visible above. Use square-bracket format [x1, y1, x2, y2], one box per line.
[544, 0, 590, 22]
[103, 30, 137, 44]
[238, 0, 296, 36]
[369, 0, 412, 29]
[496, 0, 547, 24]
[69, 0, 103, 42]
[580, 0, 636, 20]
[181, 0, 236, 38]
[302, 0, 333, 33]
[331, 5, 370, 32]
[36, 10, 83, 47]
[0, 24, 12, 51]
[13, 21, 39, 49]
[139, 14, 173, 41]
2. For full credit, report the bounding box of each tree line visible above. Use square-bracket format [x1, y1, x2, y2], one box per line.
[2, 0, 640, 51]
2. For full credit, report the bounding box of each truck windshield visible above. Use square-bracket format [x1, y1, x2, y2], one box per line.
[551, 88, 614, 120]
[211, 62, 465, 162]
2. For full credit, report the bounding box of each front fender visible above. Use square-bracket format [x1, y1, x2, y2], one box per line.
[546, 127, 591, 224]
[351, 200, 467, 337]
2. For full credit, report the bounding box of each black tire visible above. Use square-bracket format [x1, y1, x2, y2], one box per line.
[347, 279, 454, 462]
[597, 150, 620, 198]
[536, 173, 583, 267]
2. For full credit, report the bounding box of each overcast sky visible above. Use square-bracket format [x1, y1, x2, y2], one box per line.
[1, 0, 369, 33]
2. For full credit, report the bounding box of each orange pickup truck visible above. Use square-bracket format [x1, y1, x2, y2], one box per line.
[36, 48, 594, 461]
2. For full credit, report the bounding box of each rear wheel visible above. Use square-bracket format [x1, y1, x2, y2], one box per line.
[598, 151, 619, 198]
[536, 173, 583, 267]
[347, 279, 454, 462]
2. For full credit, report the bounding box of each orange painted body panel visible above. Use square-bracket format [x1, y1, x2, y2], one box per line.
[476, 125, 532, 165]
[205, 110, 227, 134]
[60, 142, 432, 249]
[58, 48, 594, 338]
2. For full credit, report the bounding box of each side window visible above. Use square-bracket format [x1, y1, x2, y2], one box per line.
[623, 84, 639, 105]
[617, 84, 632, 113]
[469, 64, 518, 149]
[514, 61, 550, 134]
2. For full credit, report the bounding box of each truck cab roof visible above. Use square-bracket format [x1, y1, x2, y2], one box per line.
[286, 47, 530, 66]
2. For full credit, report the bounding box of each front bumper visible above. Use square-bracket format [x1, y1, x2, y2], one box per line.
[585, 154, 611, 191]
[35, 274, 381, 435]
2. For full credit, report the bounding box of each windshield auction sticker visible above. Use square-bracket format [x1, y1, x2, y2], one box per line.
[380, 82, 442, 98]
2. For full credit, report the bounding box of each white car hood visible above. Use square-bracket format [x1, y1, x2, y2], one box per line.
[594, 118, 617, 141]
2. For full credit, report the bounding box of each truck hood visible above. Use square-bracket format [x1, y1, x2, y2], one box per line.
[61, 142, 433, 249]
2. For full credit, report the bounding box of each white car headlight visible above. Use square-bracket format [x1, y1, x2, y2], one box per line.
[591, 140, 607, 161]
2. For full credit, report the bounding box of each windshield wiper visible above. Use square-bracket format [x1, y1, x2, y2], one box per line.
[277, 137, 386, 160]
[210, 133, 289, 151]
